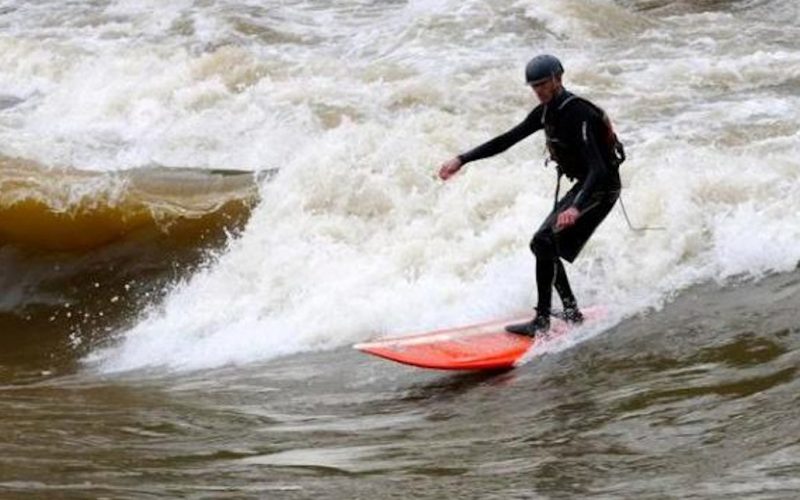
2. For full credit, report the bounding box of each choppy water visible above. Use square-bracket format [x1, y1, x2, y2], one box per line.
[1, 0, 799, 497]
[3, 273, 800, 498]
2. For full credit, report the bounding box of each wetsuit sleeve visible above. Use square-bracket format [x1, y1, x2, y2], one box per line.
[569, 114, 611, 211]
[457, 107, 543, 165]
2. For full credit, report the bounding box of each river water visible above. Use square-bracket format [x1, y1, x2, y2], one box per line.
[1, 0, 799, 498]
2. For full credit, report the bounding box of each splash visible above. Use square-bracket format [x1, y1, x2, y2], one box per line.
[0, 1, 797, 373]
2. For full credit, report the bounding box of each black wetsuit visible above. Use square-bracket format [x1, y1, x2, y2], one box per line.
[457, 89, 621, 315]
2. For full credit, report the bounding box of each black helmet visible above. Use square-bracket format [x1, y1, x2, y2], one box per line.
[525, 54, 564, 85]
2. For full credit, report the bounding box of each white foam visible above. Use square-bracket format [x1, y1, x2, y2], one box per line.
[4, 1, 796, 373]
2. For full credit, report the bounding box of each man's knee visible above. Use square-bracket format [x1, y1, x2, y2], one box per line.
[530, 230, 556, 258]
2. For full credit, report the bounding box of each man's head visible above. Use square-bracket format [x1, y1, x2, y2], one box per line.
[525, 54, 564, 104]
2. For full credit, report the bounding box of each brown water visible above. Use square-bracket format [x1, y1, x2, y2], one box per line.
[0, 159, 260, 378]
[2, 271, 799, 498]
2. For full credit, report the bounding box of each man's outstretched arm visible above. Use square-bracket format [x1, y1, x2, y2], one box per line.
[439, 109, 542, 180]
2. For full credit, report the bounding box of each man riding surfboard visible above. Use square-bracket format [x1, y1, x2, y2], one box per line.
[438, 54, 624, 337]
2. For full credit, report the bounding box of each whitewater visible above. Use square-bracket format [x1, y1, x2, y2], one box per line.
[0, 0, 798, 373]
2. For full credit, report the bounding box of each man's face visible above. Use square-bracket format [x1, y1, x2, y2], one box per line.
[531, 76, 561, 104]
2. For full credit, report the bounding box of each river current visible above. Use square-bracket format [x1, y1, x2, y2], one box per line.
[1, 0, 799, 497]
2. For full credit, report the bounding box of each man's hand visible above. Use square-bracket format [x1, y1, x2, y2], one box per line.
[438, 157, 463, 181]
[556, 206, 580, 230]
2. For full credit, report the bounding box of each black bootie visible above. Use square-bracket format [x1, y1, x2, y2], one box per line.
[505, 310, 550, 337]
[562, 306, 584, 324]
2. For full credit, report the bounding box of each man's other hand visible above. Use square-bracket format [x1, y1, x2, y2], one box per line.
[556, 206, 580, 230]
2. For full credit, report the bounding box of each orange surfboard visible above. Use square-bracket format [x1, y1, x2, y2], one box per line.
[354, 306, 605, 371]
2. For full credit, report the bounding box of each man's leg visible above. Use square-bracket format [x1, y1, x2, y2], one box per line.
[532, 228, 557, 318]
[554, 259, 576, 309]
[505, 227, 556, 336]
[554, 259, 583, 323]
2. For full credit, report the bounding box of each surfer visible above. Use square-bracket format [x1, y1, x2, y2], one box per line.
[438, 54, 624, 337]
